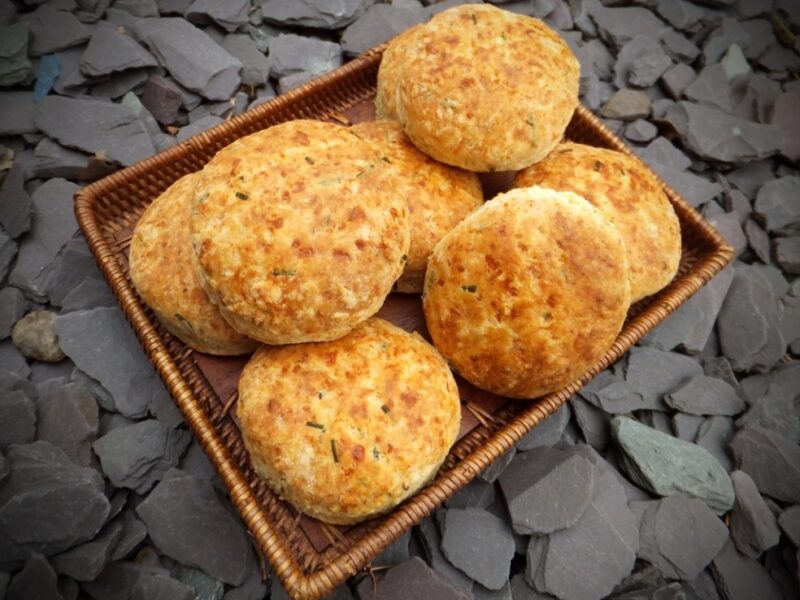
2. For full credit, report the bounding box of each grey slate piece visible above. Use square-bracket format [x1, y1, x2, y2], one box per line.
[516, 404, 571, 450]
[611, 416, 735, 514]
[140, 75, 183, 125]
[52, 46, 91, 96]
[708, 212, 746, 259]
[569, 395, 609, 450]
[260, 0, 373, 29]
[0, 230, 17, 283]
[55, 306, 182, 425]
[80, 26, 157, 77]
[612, 36, 661, 89]
[93, 419, 190, 494]
[176, 114, 223, 142]
[635, 494, 728, 581]
[131, 573, 195, 600]
[90, 67, 152, 99]
[658, 61, 697, 103]
[771, 91, 800, 162]
[724, 189, 751, 225]
[19, 6, 92, 56]
[46, 238, 101, 307]
[0, 23, 33, 87]
[472, 580, 511, 600]
[110, 510, 147, 561]
[0, 164, 32, 239]
[50, 520, 122, 581]
[5, 553, 61, 600]
[357, 557, 471, 600]
[415, 516, 474, 594]
[445, 478, 496, 510]
[736, 383, 800, 443]
[729, 427, 800, 503]
[510, 572, 550, 600]
[591, 4, 667, 49]
[0, 93, 37, 137]
[113, 0, 159, 18]
[664, 376, 744, 416]
[775, 236, 800, 274]
[176, 565, 224, 600]
[0, 287, 27, 340]
[684, 65, 734, 113]
[654, 0, 703, 30]
[576, 38, 614, 82]
[600, 89, 650, 120]
[743, 219, 771, 263]
[11, 310, 65, 363]
[711, 540, 783, 600]
[499, 446, 594, 535]
[186, 0, 250, 33]
[0, 390, 36, 451]
[754, 177, 800, 234]
[695, 416, 734, 473]
[0, 441, 110, 561]
[34, 380, 98, 466]
[136, 470, 251, 585]
[610, 565, 678, 600]
[638, 410, 673, 436]
[727, 160, 775, 199]
[701, 17, 749, 66]
[778, 505, 800, 547]
[623, 119, 657, 143]
[83, 561, 170, 600]
[625, 347, 703, 409]
[672, 413, 705, 442]
[340, 4, 427, 56]
[441, 508, 515, 590]
[731, 73, 782, 124]
[540, 470, 638, 600]
[135, 18, 242, 101]
[580, 380, 648, 413]
[660, 29, 700, 62]
[0, 341, 30, 379]
[480, 446, 516, 484]
[628, 46, 671, 88]
[221, 34, 271, 87]
[276, 71, 318, 94]
[729, 470, 780, 558]
[270, 33, 343, 78]
[61, 278, 116, 312]
[8, 178, 80, 300]
[371, 532, 410, 569]
[31, 138, 93, 181]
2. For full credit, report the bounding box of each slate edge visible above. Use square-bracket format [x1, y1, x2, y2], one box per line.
[71, 43, 736, 600]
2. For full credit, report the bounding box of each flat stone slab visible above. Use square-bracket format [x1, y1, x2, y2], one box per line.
[220, 34, 271, 87]
[729, 470, 780, 559]
[754, 177, 800, 234]
[778, 505, 800, 547]
[695, 416, 735, 472]
[80, 26, 158, 77]
[625, 347, 703, 409]
[260, 0, 371, 29]
[51, 520, 122, 582]
[0, 287, 27, 340]
[736, 382, 800, 444]
[516, 404, 571, 450]
[5, 553, 61, 600]
[0, 23, 33, 87]
[0, 92, 37, 137]
[441, 508, 515, 590]
[34, 380, 98, 467]
[664, 375, 745, 416]
[269, 33, 343, 78]
[0, 162, 32, 241]
[611, 416, 735, 514]
[357, 557, 471, 600]
[185, 0, 250, 33]
[711, 540, 784, 600]
[340, 4, 427, 56]
[499, 446, 595, 535]
[19, 6, 91, 56]
[729, 427, 800, 504]
[0, 389, 36, 451]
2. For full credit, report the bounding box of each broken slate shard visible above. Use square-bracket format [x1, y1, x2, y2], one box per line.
[34, 380, 98, 467]
[0, 287, 27, 340]
[600, 89, 651, 120]
[0, 389, 36, 451]
[590, 4, 667, 49]
[516, 403, 571, 450]
[625, 347, 703, 410]
[753, 177, 800, 234]
[340, 4, 427, 56]
[260, 0, 372, 29]
[358, 557, 471, 600]
[136, 470, 251, 585]
[93, 419, 191, 494]
[220, 34, 271, 87]
[711, 540, 784, 600]
[134, 18, 242, 101]
[728, 427, 800, 504]
[664, 375, 745, 416]
[4, 553, 61, 600]
[0, 163, 32, 239]
[80, 26, 158, 77]
[50, 520, 123, 582]
[0, 23, 33, 87]
[269, 33, 343, 78]
[610, 416, 735, 514]
[19, 6, 91, 56]
[498, 446, 595, 535]
[185, 0, 250, 33]
[0, 92, 37, 137]
[736, 383, 800, 444]
[729, 470, 780, 559]
[634, 494, 728, 580]
[695, 416, 735, 473]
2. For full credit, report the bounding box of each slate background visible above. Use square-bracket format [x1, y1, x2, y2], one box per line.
[0, 0, 799, 599]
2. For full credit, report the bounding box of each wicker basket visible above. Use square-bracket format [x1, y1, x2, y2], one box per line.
[74, 45, 733, 600]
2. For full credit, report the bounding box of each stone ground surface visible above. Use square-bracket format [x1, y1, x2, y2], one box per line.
[0, 0, 799, 599]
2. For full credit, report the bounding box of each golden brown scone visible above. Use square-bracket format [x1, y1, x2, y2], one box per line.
[129, 174, 257, 355]
[190, 120, 411, 345]
[375, 24, 425, 121]
[513, 142, 682, 302]
[351, 120, 483, 293]
[423, 187, 630, 399]
[237, 318, 461, 525]
[394, 4, 579, 172]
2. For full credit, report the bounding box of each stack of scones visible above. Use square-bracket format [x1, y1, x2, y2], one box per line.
[129, 4, 681, 525]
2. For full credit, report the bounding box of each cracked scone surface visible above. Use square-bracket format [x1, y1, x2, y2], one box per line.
[514, 142, 681, 302]
[423, 187, 631, 399]
[190, 119, 411, 345]
[129, 173, 257, 355]
[351, 120, 483, 293]
[237, 318, 461, 525]
[394, 4, 579, 172]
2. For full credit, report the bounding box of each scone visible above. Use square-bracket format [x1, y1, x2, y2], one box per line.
[393, 4, 579, 172]
[129, 173, 257, 355]
[351, 120, 483, 293]
[237, 318, 461, 525]
[514, 142, 682, 302]
[375, 23, 425, 121]
[423, 187, 631, 399]
[190, 120, 411, 345]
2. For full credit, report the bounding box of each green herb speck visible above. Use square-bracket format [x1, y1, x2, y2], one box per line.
[272, 268, 297, 277]
[593, 160, 603, 171]
[381, 404, 390, 413]
[305, 156, 315, 164]
[197, 191, 209, 203]
[441, 97, 458, 109]
[461, 284, 477, 293]
[306, 421, 325, 431]
[470, 13, 477, 24]
[373, 447, 380, 459]
[401, 254, 408, 263]
[235, 191, 249, 200]
[331, 439, 339, 463]
[381, 156, 392, 164]
[318, 391, 324, 399]
[239, 175, 245, 182]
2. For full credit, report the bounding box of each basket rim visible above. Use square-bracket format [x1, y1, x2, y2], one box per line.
[74, 45, 734, 600]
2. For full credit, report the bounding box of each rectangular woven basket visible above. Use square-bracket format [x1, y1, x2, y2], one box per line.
[74, 45, 734, 600]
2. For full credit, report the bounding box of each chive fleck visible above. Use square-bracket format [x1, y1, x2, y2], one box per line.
[470, 13, 477, 24]
[381, 404, 390, 413]
[330, 439, 339, 463]
[196, 191, 209, 203]
[402, 483, 410, 491]
[461, 284, 477, 293]
[238, 175, 245, 182]
[272, 268, 297, 276]
[318, 391, 323, 399]
[373, 447, 380, 459]
[593, 160, 603, 171]
[305, 156, 315, 164]
[401, 254, 408, 263]
[174, 313, 194, 331]
[235, 191, 249, 200]
[381, 156, 392, 164]
[306, 421, 325, 431]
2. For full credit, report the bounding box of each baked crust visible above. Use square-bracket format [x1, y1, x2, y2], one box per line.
[375, 24, 425, 121]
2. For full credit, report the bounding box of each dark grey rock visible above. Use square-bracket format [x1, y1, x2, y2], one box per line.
[90, 67, 151, 99]
[499, 446, 595, 535]
[220, 34, 270, 87]
[635, 494, 728, 580]
[771, 91, 800, 162]
[744, 219, 771, 263]
[260, 0, 373, 29]
[55, 306, 182, 425]
[642, 265, 733, 354]
[724, 189, 751, 225]
[131, 573, 195, 600]
[11, 310, 65, 363]
[701, 356, 741, 397]
[479, 446, 516, 483]
[754, 177, 800, 234]
[110, 510, 147, 561]
[62, 278, 117, 312]
[270, 33, 342, 78]
[441, 508, 514, 590]
[446, 478, 496, 510]
[370, 532, 410, 569]
[186, 0, 250, 33]
[655, 0, 703, 31]
[0, 287, 27, 340]
[135, 18, 242, 101]
[660, 29, 700, 63]
[83, 561, 170, 600]
[510, 572, 550, 600]
[136, 470, 251, 585]
[672, 413, 705, 442]
[80, 26, 157, 77]
[30, 359, 75, 384]
[94, 419, 190, 494]
[276, 71, 318, 94]
[340, 4, 427, 56]
[50, 520, 122, 581]
[516, 404, 571, 450]
[664, 375, 744, 416]
[581, 380, 648, 413]
[591, 4, 667, 50]
[611, 416, 735, 514]
[638, 410, 673, 436]
[570, 395, 609, 450]
[731, 73, 781, 125]
[176, 565, 224, 600]
[415, 516, 474, 594]
[613, 37, 662, 89]
[736, 383, 799, 443]
[629, 45, 671, 88]
[0, 341, 30, 379]
[34, 380, 97, 466]
[5, 553, 61, 600]
[112, 0, 159, 18]
[45, 238, 101, 308]
[19, 6, 90, 56]
[625, 347, 703, 409]
[222, 556, 267, 600]
[708, 212, 747, 259]
[695, 416, 735, 472]
[31, 138, 96, 181]
[701, 17, 748, 65]
[727, 160, 775, 199]
[601, 89, 651, 120]
[611, 565, 682, 600]
[539, 470, 638, 600]
[0, 164, 31, 242]
[0, 232, 17, 287]
[0, 389, 36, 451]
[0, 23, 33, 87]
[176, 114, 223, 142]
[729, 427, 800, 503]
[711, 540, 783, 600]
[775, 236, 800, 274]
[0, 93, 37, 137]
[52, 45, 92, 95]
[684, 65, 734, 113]
[576, 38, 614, 82]
[357, 557, 471, 600]
[140, 75, 182, 126]
[778, 505, 800, 547]
[729, 470, 780, 559]
[472, 580, 511, 600]
[0, 441, 110, 561]
[624, 119, 657, 143]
